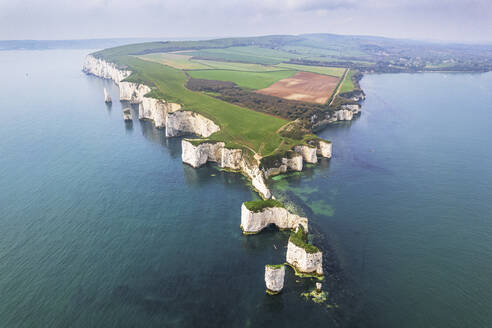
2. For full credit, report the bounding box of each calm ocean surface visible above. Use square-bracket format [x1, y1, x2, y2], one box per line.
[1, 49, 491, 327]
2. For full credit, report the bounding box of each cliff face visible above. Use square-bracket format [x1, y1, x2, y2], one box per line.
[294, 145, 318, 164]
[166, 111, 220, 138]
[263, 154, 303, 179]
[83, 55, 219, 140]
[119, 82, 152, 104]
[265, 265, 285, 294]
[139, 97, 181, 128]
[316, 140, 332, 158]
[84, 54, 332, 201]
[240, 204, 308, 234]
[181, 140, 271, 198]
[83, 55, 131, 84]
[286, 240, 323, 275]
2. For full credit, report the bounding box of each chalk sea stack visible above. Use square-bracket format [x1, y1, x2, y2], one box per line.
[123, 108, 132, 121]
[104, 87, 112, 103]
[265, 264, 285, 295]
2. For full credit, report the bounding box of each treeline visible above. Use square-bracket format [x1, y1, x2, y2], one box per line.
[186, 78, 333, 124]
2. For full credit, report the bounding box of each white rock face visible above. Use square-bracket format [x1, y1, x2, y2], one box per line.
[122, 108, 132, 121]
[139, 97, 182, 128]
[265, 265, 285, 294]
[181, 140, 271, 199]
[241, 204, 308, 234]
[166, 111, 220, 138]
[294, 145, 318, 164]
[181, 141, 224, 168]
[83, 55, 131, 85]
[335, 109, 354, 121]
[341, 104, 361, 115]
[119, 82, 152, 104]
[316, 140, 332, 159]
[84, 54, 225, 150]
[104, 88, 112, 103]
[286, 240, 323, 275]
[220, 148, 242, 170]
[263, 154, 303, 179]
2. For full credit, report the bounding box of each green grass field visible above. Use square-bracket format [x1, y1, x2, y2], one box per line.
[138, 53, 210, 69]
[339, 69, 356, 94]
[187, 69, 297, 90]
[114, 56, 289, 155]
[274, 63, 346, 77]
[91, 39, 348, 159]
[183, 46, 301, 65]
[191, 59, 283, 72]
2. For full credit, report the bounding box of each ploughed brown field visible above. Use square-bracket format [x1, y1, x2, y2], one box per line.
[256, 71, 340, 104]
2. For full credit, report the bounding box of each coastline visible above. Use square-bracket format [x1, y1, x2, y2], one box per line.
[82, 52, 364, 298]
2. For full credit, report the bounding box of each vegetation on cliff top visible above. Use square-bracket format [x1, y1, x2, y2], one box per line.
[244, 199, 285, 212]
[93, 36, 378, 157]
[289, 225, 319, 254]
[266, 264, 284, 269]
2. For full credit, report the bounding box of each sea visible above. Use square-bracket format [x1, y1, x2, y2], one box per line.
[1, 48, 491, 327]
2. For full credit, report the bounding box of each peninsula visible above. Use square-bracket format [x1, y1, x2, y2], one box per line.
[83, 33, 490, 298]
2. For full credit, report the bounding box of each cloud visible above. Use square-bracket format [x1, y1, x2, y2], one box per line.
[0, 0, 491, 42]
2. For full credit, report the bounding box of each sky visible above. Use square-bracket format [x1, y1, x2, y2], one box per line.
[1, 0, 492, 43]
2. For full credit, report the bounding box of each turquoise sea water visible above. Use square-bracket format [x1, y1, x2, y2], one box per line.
[1, 49, 491, 327]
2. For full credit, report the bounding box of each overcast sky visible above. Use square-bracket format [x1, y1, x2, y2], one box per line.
[1, 0, 492, 43]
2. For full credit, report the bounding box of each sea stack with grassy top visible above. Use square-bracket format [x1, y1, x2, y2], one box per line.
[286, 226, 323, 277]
[265, 264, 285, 295]
[241, 199, 308, 234]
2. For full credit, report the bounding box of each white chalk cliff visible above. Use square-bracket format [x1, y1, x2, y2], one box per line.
[83, 55, 218, 140]
[294, 145, 318, 164]
[84, 54, 333, 202]
[119, 82, 152, 104]
[83, 55, 131, 85]
[166, 111, 220, 138]
[182, 140, 271, 198]
[286, 240, 323, 276]
[316, 140, 332, 158]
[262, 154, 303, 179]
[139, 97, 181, 128]
[240, 203, 308, 234]
[265, 265, 285, 294]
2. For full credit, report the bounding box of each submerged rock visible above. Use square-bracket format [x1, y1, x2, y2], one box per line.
[265, 264, 285, 295]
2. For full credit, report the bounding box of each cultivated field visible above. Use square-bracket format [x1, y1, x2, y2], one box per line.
[138, 53, 209, 70]
[187, 69, 297, 90]
[257, 72, 340, 104]
[275, 63, 345, 77]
